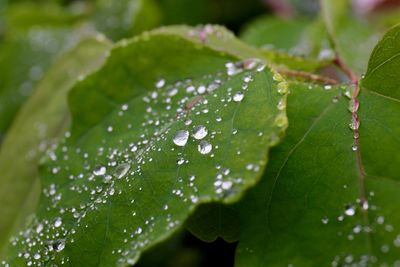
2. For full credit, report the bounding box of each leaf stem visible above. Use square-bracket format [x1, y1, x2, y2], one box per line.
[277, 68, 340, 85]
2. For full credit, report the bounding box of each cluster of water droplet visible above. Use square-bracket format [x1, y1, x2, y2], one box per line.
[320, 188, 400, 266]
[3, 57, 289, 266]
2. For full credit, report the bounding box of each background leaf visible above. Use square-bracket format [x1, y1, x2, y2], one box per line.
[186, 203, 240, 243]
[0, 35, 111, 254]
[320, 0, 382, 74]
[0, 3, 89, 137]
[239, 15, 333, 72]
[2, 27, 288, 266]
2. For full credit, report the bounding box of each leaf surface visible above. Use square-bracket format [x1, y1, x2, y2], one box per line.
[2, 28, 288, 266]
[240, 16, 332, 71]
[0, 36, 111, 254]
[320, 0, 381, 74]
[235, 24, 400, 266]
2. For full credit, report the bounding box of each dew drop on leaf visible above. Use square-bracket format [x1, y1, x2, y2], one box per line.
[198, 140, 212, 154]
[54, 217, 62, 228]
[348, 99, 359, 113]
[192, 125, 208, 140]
[344, 204, 356, 216]
[113, 163, 131, 179]
[348, 117, 360, 130]
[93, 165, 106, 176]
[233, 91, 244, 102]
[173, 130, 189, 146]
[53, 239, 65, 252]
[156, 79, 165, 88]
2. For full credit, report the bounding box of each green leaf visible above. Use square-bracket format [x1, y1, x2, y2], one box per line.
[0, 3, 87, 137]
[240, 16, 333, 71]
[186, 203, 240, 243]
[362, 23, 400, 99]
[93, 0, 161, 40]
[320, 0, 381, 74]
[2, 27, 288, 266]
[240, 16, 313, 53]
[0, 36, 111, 254]
[235, 25, 400, 265]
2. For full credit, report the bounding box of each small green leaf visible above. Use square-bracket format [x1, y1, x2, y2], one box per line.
[186, 203, 240, 243]
[0, 36, 111, 254]
[2, 27, 288, 266]
[362, 24, 400, 99]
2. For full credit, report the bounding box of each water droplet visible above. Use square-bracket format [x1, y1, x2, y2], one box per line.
[351, 144, 358, 151]
[156, 79, 165, 88]
[273, 72, 283, 82]
[93, 165, 106, 176]
[361, 199, 369, 210]
[324, 85, 332, 90]
[353, 225, 362, 234]
[54, 239, 65, 252]
[184, 119, 192, 126]
[381, 244, 390, 253]
[173, 130, 189, 146]
[114, 163, 131, 179]
[198, 140, 212, 155]
[377, 216, 385, 224]
[221, 181, 233, 190]
[243, 74, 253, 83]
[344, 204, 356, 216]
[321, 216, 329, 224]
[233, 91, 244, 102]
[36, 223, 43, 233]
[256, 64, 266, 72]
[197, 85, 206, 94]
[349, 116, 360, 130]
[54, 217, 62, 228]
[193, 125, 208, 140]
[348, 99, 359, 113]
[121, 104, 128, 111]
[277, 99, 286, 110]
[177, 157, 185, 165]
[274, 113, 288, 127]
[277, 82, 288, 94]
[168, 88, 178, 97]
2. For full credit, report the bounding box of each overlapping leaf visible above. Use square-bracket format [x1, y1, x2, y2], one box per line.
[235, 24, 400, 266]
[239, 16, 332, 72]
[0, 36, 111, 254]
[2, 27, 288, 266]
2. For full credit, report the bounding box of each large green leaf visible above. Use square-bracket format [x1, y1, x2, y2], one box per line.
[0, 35, 111, 254]
[2, 27, 288, 266]
[235, 25, 400, 266]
